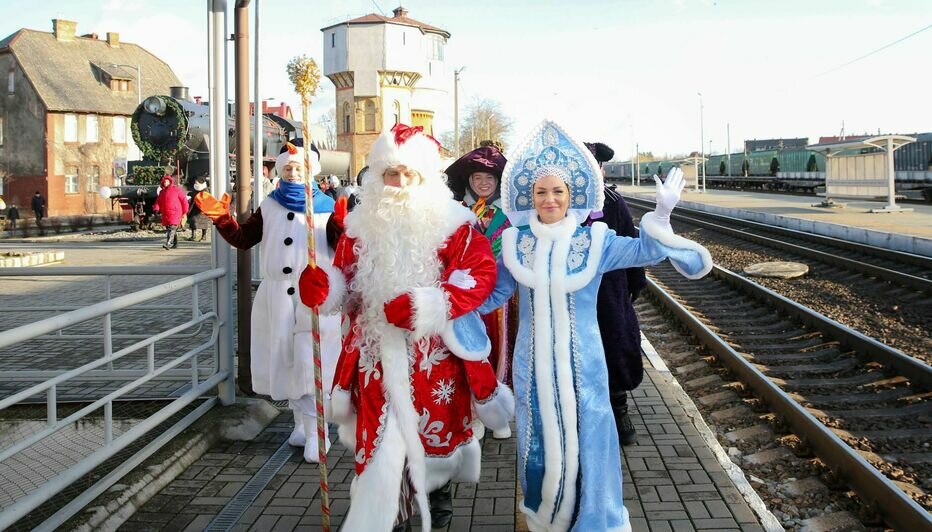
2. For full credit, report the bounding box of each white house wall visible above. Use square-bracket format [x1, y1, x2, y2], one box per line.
[323, 26, 348, 75]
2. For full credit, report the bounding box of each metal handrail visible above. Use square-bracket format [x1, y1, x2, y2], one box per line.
[0, 267, 231, 528]
[0, 269, 223, 348]
[0, 311, 217, 412]
[0, 265, 208, 277]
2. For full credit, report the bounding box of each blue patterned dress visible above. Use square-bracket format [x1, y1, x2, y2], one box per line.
[479, 212, 710, 532]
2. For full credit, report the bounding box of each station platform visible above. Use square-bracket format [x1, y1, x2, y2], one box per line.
[110, 341, 772, 532]
[613, 185, 932, 257]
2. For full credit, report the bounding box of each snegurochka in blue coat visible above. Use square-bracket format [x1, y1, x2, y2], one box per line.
[478, 120, 712, 532]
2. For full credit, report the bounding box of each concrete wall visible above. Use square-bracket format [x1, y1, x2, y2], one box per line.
[345, 25, 383, 96]
[322, 26, 348, 75]
[0, 53, 48, 207]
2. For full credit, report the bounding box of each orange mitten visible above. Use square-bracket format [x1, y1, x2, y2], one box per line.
[194, 191, 231, 221]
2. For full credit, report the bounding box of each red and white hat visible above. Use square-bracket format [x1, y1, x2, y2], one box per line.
[364, 124, 443, 184]
[275, 139, 322, 179]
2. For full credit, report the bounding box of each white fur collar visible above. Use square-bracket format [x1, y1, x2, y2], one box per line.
[529, 214, 577, 242]
[443, 201, 479, 238]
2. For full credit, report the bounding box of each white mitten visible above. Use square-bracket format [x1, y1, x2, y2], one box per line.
[653, 167, 686, 229]
[448, 268, 476, 290]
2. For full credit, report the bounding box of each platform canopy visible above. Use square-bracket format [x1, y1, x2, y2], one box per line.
[806, 134, 916, 213]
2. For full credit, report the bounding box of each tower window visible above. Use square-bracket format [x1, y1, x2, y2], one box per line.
[364, 100, 376, 132]
[7, 67, 13, 94]
[342, 102, 351, 134]
[331, 33, 335, 48]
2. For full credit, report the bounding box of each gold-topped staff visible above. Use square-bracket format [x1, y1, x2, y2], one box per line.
[286, 54, 330, 531]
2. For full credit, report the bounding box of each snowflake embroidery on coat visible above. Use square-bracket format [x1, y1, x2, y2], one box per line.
[359, 350, 381, 388]
[431, 378, 456, 405]
[419, 408, 453, 448]
[355, 429, 368, 465]
[518, 234, 535, 268]
[419, 345, 451, 379]
[567, 231, 590, 270]
[571, 231, 590, 251]
[568, 250, 584, 270]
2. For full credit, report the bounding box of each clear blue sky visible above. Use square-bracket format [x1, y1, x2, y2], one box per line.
[2, 0, 930, 157]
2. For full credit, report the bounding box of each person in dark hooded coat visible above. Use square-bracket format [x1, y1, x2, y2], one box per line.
[584, 141, 648, 446]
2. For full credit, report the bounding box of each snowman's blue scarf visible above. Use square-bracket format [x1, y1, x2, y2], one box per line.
[269, 179, 334, 214]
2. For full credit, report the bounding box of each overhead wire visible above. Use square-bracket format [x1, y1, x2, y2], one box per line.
[813, 23, 931, 79]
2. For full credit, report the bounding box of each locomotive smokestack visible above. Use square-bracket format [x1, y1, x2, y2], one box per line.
[170, 86, 191, 101]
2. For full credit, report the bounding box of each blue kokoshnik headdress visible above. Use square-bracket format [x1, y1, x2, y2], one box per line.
[501, 120, 604, 226]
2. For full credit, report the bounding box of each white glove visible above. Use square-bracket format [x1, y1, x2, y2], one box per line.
[653, 167, 685, 227]
[447, 268, 477, 290]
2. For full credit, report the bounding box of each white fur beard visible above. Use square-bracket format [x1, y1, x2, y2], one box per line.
[346, 178, 453, 357]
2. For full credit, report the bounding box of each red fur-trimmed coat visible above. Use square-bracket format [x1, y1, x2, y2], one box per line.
[319, 203, 514, 531]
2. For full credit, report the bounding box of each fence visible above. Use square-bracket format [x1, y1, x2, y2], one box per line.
[0, 265, 233, 530]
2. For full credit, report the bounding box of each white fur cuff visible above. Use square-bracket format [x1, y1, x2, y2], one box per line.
[337, 419, 356, 449]
[411, 286, 450, 340]
[473, 384, 515, 433]
[319, 261, 347, 314]
[328, 386, 354, 425]
[639, 211, 713, 280]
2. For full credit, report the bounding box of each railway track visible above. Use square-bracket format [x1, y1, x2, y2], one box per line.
[623, 196, 932, 364]
[622, 195, 932, 290]
[641, 260, 931, 530]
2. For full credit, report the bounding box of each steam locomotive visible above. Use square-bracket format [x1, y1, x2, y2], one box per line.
[101, 87, 349, 228]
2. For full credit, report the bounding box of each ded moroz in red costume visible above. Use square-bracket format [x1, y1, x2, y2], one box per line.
[299, 125, 514, 531]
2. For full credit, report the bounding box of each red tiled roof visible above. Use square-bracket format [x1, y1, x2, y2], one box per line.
[321, 12, 449, 38]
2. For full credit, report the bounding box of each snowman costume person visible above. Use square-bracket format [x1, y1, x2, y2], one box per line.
[194, 141, 339, 463]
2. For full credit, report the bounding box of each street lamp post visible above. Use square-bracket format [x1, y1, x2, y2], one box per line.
[454, 66, 466, 157]
[698, 92, 705, 192]
[486, 112, 494, 142]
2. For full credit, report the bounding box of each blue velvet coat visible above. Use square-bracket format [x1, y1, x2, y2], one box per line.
[479, 213, 710, 532]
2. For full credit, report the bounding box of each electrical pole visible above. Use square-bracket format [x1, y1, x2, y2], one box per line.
[454, 67, 465, 157]
[635, 143, 640, 186]
[727, 122, 731, 177]
[698, 92, 705, 192]
[234, 0, 253, 394]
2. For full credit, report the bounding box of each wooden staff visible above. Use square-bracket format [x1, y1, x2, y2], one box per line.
[289, 55, 329, 531]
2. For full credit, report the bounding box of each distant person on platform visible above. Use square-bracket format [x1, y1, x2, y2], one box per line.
[186, 177, 211, 242]
[194, 139, 339, 463]
[585, 141, 648, 447]
[31, 191, 46, 223]
[152, 173, 189, 250]
[6, 202, 19, 232]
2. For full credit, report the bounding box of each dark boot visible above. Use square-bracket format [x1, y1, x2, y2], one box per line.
[611, 391, 637, 446]
[391, 520, 412, 532]
[429, 482, 454, 529]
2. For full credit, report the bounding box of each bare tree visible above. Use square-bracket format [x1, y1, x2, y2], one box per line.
[316, 109, 337, 150]
[441, 98, 513, 155]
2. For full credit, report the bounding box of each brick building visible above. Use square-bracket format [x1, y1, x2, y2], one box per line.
[0, 19, 182, 216]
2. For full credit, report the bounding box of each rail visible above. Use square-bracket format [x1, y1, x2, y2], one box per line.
[0, 267, 230, 529]
[646, 266, 932, 531]
[623, 196, 932, 291]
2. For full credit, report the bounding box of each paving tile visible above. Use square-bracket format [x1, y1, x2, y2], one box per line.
[120, 362, 766, 532]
